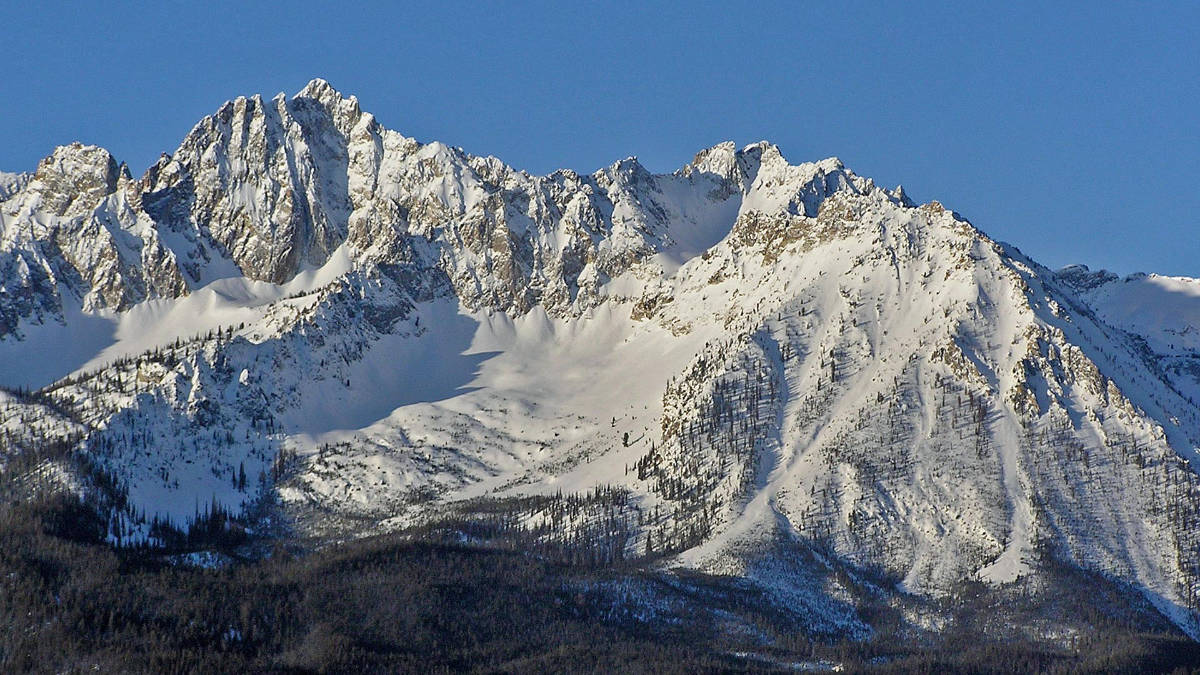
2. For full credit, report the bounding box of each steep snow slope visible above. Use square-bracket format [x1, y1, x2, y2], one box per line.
[1060, 265, 1200, 406]
[3, 79, 1200, 638]
[627, 196, 1200, 635]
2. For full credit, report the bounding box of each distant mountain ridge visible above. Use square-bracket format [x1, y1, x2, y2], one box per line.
[3, 79, 1200, 640]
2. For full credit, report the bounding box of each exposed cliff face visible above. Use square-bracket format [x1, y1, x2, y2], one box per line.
[4, 79, 1200, 639]
[1, 81, 763, 335]
[138, 80, 358, 285]
[132, 78, 684, 310]
[0, 143, 189, 337]
[28, 143, 123, 218]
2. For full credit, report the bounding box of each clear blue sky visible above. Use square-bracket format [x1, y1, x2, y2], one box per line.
[2, 2, 1196, 275]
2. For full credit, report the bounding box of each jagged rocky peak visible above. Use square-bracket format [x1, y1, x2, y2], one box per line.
[295, 77, 353, 109]
[139, 79, 366, 284]
[685, 141, 739, 176]
[127, 80, 887, 295]
[890, 183, 913, 206]
[297, 76, 340, 100]
[679, 140, 792, 191]
[0, 78, 1037, 347]
[596, 154, 652, 187]
[26, 143, 124, 217]
[290, 77, 368, 138]
[1055, 263, 1120, 291]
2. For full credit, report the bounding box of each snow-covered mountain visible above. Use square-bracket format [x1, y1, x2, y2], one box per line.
[4, 79, 1200, 637]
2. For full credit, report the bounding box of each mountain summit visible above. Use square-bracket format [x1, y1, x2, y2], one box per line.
[3, 80, 1200, 639]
